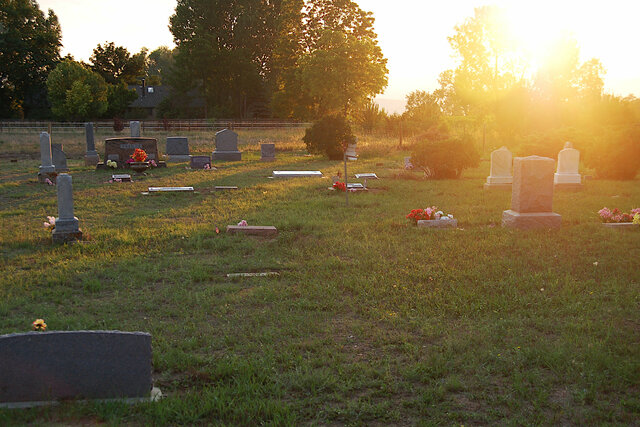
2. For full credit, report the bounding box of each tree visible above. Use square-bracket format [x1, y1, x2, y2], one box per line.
[0, 0, 61, 118]
[47, 60, 108, 120]
[90, 42, 146, 85]
[105, 83, 137, 118]
[402, 90, 442, 135]
[170, 0, 288, 117]
[146, 46, 174, 85]
[271, 0, 387, 119]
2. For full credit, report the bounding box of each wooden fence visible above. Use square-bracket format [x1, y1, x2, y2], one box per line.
[0, 119, 311, 133]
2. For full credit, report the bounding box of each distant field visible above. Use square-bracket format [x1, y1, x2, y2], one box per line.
[0, 132, 638, 424]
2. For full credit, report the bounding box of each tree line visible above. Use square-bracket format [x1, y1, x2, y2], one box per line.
[0, 0, 387, 121]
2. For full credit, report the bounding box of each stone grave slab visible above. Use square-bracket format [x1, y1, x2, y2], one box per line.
[272, 171, 323, 178]
[212, 129, 241, 161]
[417, 219, 458, 229]
[111, 174, 132, 182]
[226, 225, 278, 237]
[602, 223, 637, 230]
[260, 143, 276, 161]
[347, 183, 365, 190]
[148, 187, 194, 192]
[215, 186, 238, 190]
[166, 137, 190, 162]
[0, 331, 152, 405]
[355, 173, 378, 179]
[226, 272, 280, 278]
[52, 143, 69, 172]
[190, 155, 211, 169]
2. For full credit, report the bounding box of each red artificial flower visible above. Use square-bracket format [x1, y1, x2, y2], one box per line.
[333, 182, 346, 192]
[130, 148, 148, 162]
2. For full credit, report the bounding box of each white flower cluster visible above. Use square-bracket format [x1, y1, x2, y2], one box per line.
[106, 160, 118, 169]
[435, 211, 454, 220]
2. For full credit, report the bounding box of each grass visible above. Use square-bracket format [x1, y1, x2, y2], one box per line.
[0, 129, 639, 425]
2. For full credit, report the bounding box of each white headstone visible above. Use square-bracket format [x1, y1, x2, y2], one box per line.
[554, 141, 581, 185]
[130, 121, 141, 137]
[485, 146, 513, 189]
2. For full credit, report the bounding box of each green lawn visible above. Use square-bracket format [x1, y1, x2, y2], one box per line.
[0, 132, 638, 425]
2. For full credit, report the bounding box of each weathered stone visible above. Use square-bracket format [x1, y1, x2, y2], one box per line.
[554, 141, 582, 188]
[190, 155, 211, 169]
[260, 143, 275, 161]
[0, 331, 152, 403]
[214, 186, 238, 190]
[485, 146, 512, 189]
[602, 222, 638, 230]
[166, 137, 190, 162]
[417, 219, 458, 229]
[226, 225, 278, 237]
[38, 132, 56, 182]
[503, 156, 561, 230]
[511, 156, 555, 213]
[212, 129, 241, 161]
[502, 210, 562, 229]
[52, 174, 82, 244]
[272, 171, 323, 178]
[52, 144, 68, 172]
[130, 121, 141, 137]
[148, 187, 194, 192]
[355, 173, 378, 179]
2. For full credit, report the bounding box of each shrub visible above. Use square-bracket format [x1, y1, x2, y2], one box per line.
[585, 126, 640, 180]
[411, 135, 480, 179]
[512, 127, 594, 158]
[303, 115, 355, 160]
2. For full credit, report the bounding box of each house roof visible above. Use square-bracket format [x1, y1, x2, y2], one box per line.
[128, 85, 170, 109]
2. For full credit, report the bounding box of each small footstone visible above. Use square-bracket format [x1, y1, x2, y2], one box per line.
[417, 219, 458, 229]
[226, 225, 278, 237]
[214, 186, 238, 190]
[148, 187, 194, 192]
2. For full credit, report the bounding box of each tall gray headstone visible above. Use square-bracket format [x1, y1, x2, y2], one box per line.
[260, 143, 275, 161]
[166, 137, 190, 162]
[52, 143, 69, 172]
[84, 122, 100, 166]
[502, 156, 561, 229]
[0, 331, 152, 404]
[130, 121, 141, 137]
[38, 132, 56, 183]
[212, 129, 241, 161]
[52, 174, 82, 243]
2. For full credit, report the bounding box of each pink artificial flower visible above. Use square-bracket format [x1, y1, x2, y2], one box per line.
[238, 220, 248, 226]
[598, 207, 612, 222]
[631, 208, 640, 216]
[612, 214, 624, 223]
[204, 164, 211, 170]
[44, 178, 54, 186]
[114, 178, 122, 182]
[150, 160, 157, 167]
[126, 158, 134, 164]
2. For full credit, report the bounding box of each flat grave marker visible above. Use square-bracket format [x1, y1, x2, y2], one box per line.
[272, 171, 323, 178]
[226, 225, 278, 237]
[148, 187, 194, 192]
[190, 155, 212, 169]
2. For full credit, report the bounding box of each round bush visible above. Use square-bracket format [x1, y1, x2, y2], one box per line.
[411, 135, 480, 179]
[303, 116, 355, 160]
[585, 126, 640, 180]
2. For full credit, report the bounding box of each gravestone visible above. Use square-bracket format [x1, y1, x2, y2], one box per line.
[84, 122, 100, 166]
[355, 173, 378, 179]
[38, 132, 56, 183]
[212, 129, 241, 161]
[554, 141, 582, 190]
[260, 143, 276, 162]
[404, 157, 413, 170]
[502, 156, 561, 229]
[52, 174, 82, 243]
[165, 137, 190, 162]
[272, 171, 323, 178]
[190, 155, 211, 169]
[130, 121, 141, 137]
[345, 143, 358, 160]
[417, 218, 458, 229]
[52, 143, 69, 172]
[484, 146, 512, 190]
[99, 138, 166, 168]
[148, 187, 194, 192]
[0, 331, 152, 405]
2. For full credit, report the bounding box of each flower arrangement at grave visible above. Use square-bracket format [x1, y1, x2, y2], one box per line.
[406, 207, 454, 224]
[332, 181, 346, 192]
[32, 318, 47, 331]
[43, 216, 55, 231]
[634, 213, 640, 225]
[149, 159, 157, 168]
[598, 207, 640, 223]
[237, 220, 248, 226]
[106, 160, 118, 169]
[127, 148, 148, 163]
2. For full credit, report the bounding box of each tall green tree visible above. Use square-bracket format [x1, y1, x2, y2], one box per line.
[0, 0, 61, 118]
[146, 46, 174, 85]
[271, 0, 387, 119]
[47, 59, 108, 120]
[170, 0, 289, 118]
[90, 42, 146, 85]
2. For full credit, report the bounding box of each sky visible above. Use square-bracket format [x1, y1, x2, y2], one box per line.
[39, 0, 640, 113]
